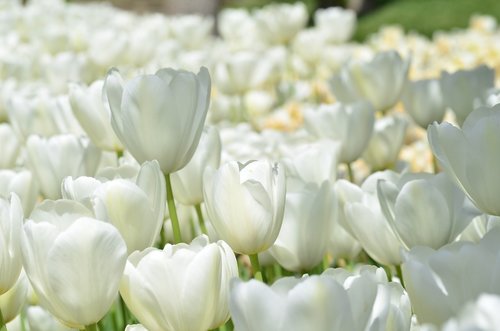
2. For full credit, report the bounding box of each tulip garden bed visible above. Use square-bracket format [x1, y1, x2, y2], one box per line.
[1, 1, 500, 331]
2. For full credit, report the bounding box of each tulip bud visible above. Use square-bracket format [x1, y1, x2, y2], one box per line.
[230, 266, 411, 331]
[303, 101, 375, 163]
[402, 228, 500, 327]
[0, 272, 28, 323]
[62, 160, 166, 255]
[203, 160, 286, 254]
[401, 78, 446, 128]
[363, 115, 408, 171]
[120, 235, 238, 331]
[104, 66, 211, 174]
[330, 51, 409, 113]
[440, 65, 494, 125]
[26, 134, 101, 199]
[270, 180, 334, 272]
[69, 80, 123, 152]
[21, 200, 127, 328]
[428, 104, 500, 216]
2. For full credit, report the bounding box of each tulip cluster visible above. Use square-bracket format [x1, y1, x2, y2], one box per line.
[1, 0, 500, 330]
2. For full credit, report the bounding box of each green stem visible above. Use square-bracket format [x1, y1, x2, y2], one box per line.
[165, 173, 182, 244]
[396, 264, 405, 288]
[249, 254, 267, 283]
[20, 308, 26, 331]
[195, 204, 207, 235]
[0, 308, 7, 331]
[346, 162, 355, 183]
[119, 295, 128, 329]
[84, 323, 98, 331]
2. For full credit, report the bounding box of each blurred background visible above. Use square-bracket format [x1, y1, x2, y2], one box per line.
[64, 0, 500, 40]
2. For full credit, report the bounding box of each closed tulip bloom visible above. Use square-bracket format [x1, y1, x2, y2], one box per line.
[281, 139, 341, 186]
[363, 115, 408, 171]
[230, 266, 411, 331]
[303, 101, 375, 163]
[0, 169, 38, 216]
[170, 126, 221, 206]
[440, 65, 494, 125]
[21, 200, 127, 328]
[0, 193, 24, 295]
[330, 51, 409, 113]
[214, 51, 280, 95]
[401, 78, 446, 128]
[254, 2, 308, 45]
[428, 105, 500, 215]
[62, 160, 166, 254]
[0, 124, 20, 169]
[69, 80, 123, 152]
[402, 228, 500, 327]
[335, 171, 403, 266]
[270, 180, 334, 272]
[314, 7, 356, 43]
[120, 235, 238, 331]
[377, 172, 479, 250]
[26, 134, 101, 199]
[104, 67, 211, 174]
[203, 160, 286, 254]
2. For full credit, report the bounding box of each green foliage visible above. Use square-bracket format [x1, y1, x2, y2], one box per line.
[355, 0, 500, 41]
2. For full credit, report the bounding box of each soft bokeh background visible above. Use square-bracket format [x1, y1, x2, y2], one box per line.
[64, 0, 500, 40]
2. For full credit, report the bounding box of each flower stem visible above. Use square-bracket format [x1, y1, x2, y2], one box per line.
[195, 204, 207, 235]
[0, 308, 7, 331]
[165, 173, 182, 244]
[346, 162, 355, 183]
[249, 254, 267, 283]
[84, 323, 98, 331]
[396, 264, 405, 288]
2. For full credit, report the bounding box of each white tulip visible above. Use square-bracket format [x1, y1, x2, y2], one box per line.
[428, 105, 500, 215]
[26, 134, 101, 199]
[0, 272, 28, 323]
[104, 67, 210, 174]
[335, 172, 403, 265]
[230, 266, 411, 331]
[69, 80, 123, 152]
[330, 51, 409, 113]
[440, 65, 495, 125]
[0, 169, 38, 215]
[402, 228, 500, 327]
[377, 172, 480, 249]
[170, 126, 221, 206]
[281, 139, 341, 186]
[363, 114, 408, 171]
[314, 7, 356, 43]
[21, 200, 127, 328]
[120, 235, 238, 331]
[0, 193, 24, 295]
[441, 294, 500, 331]
[401, 78, 446, 128]
[254, 2, 308, 45]
[62, 160, 166, 254]
[270, 180, 334, 272]
[303, 101, 375, 163]
[203, 160, 286, 254]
